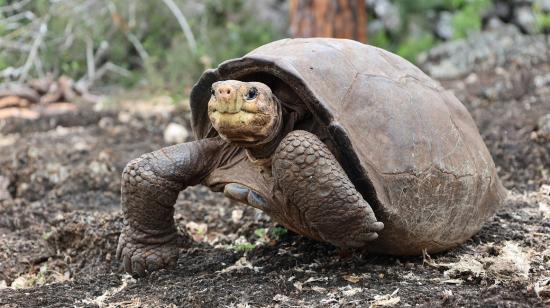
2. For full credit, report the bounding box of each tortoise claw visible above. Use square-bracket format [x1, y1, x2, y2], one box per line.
[370, 221, 384, 232]
[117, 227, 182, 277]
[223, 183, 249, 201]
[365, 232, 379, 241]
[224, 183, 268, 210]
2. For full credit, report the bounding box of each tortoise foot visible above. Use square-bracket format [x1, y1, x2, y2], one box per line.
[272, 130, 384, 248]
[341, 221, 384, 247]
[116, 226, 184, 277]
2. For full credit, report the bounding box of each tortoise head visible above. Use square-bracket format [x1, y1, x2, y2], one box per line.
[208, 80, 281, 147]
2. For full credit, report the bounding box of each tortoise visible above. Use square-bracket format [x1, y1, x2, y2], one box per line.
[116, 38, 506, 276]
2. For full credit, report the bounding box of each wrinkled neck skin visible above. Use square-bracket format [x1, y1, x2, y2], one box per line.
[244, 95, 285, 165]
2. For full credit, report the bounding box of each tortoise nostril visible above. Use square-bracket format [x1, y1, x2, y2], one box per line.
[216, 85, 234, 99]
[218, 88, 231, 94]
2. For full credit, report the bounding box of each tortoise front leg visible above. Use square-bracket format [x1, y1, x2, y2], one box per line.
[272, 130, 384, 248]
[116, 137, 226, 276]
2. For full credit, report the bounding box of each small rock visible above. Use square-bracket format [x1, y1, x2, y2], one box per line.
[163, 122, 189, 144]
[185, 221, 208, 242]
[0, 175, 12, 201]
[465, 73, 479, 85]
[514, 6, 537, 33]
[537, 114, 550, 140]
[231, 209, 244, 224]
[73, 141, 90, 152]
[485, 17, 505, 31]
[98, 116, 115, 129]
[0, 134, 15, 147]
[10, 275, 32, 289]
[117, 112, 131, 123]
[436, 11, 454, 40]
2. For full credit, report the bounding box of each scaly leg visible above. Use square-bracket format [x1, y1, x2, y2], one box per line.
[272, 130, 383, 248]
[116, 137, 228, 276]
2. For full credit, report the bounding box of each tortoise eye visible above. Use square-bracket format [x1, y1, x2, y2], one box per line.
[245, 87, 258, 100]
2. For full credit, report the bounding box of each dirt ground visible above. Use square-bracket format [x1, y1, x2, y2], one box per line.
[0, 29, 549, 307]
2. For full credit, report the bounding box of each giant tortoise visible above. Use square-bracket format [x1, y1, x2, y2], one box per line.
[116, 38, 506, 276]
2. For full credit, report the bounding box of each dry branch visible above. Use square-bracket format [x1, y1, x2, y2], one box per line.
[19, 21, 48, 82]
[161, 0, 197, 53]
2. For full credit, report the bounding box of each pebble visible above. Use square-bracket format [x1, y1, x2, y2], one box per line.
[515, 5, 537, 34]
[163, 122, 189, 144]
[435, 11, 454, 40]
[537, 114, 550, 139]
[0, 175, 12, 201]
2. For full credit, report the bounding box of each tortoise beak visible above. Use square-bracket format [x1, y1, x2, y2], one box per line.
[212, 83, 243, 114]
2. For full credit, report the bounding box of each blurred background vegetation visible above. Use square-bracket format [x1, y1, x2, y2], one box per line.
[1, 0, 549, 95]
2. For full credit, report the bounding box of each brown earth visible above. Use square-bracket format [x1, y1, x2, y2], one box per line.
[0, 28, 549, 307]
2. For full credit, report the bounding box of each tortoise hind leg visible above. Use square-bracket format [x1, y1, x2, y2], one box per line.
[272, 130, 383, 248]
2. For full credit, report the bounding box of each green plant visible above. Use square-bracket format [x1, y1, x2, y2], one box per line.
[533, 3, 550, 31]
[270, 226, 288, 238]
[396, 33, 435, 62]
[233, 242, 256, 252]
[450, 0, 491, 38]
[254, 228, 267, 239]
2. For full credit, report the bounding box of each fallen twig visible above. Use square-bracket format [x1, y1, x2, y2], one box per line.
[127, 33, 149, 62]
[85, 36, 96, 82]
[19, 20, 48, 82]
[161, 0, 197, 54]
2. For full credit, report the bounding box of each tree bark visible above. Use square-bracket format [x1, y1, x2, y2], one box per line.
[289, 0, 367, 43]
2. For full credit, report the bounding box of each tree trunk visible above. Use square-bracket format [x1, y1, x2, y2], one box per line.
[289, 0, 367, 43]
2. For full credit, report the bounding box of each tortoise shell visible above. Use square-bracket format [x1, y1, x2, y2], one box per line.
[190, 38, 506, 255]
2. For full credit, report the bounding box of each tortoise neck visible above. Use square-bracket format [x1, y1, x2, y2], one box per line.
[246, 128, 284, 160]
